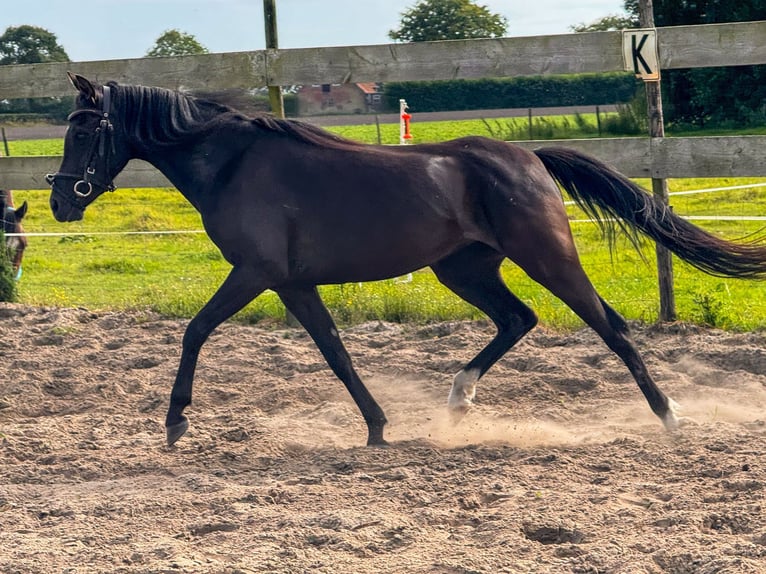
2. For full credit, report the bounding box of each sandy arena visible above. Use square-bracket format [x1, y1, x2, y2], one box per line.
[1, 303, 765, 573]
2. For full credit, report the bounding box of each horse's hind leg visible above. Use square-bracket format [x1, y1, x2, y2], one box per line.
[568, 290, 678, 428]
[501, 212, 679, 429]
[276, 285, 388, 446]
[431, 244, 538, 415]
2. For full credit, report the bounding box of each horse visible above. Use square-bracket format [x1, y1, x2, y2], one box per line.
[46, 72, 766, 447]
[1, 189, 28, 280]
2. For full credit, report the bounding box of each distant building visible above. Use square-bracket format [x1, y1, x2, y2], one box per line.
[296, 83, 384, 116]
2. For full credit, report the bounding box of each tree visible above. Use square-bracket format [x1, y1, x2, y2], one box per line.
[573, 1, 766, 127]
[653, 0, 766, 126]
[146, 29, 209, 57]
[570, 13, 638, 32]
[0, 26, 70, 120]
[0, 25, 69, 65]
[571, 0, 638, 31]
[0, 235, 16, 302]
[389, 0, 507, 42]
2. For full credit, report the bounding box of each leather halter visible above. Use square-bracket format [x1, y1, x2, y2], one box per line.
[46, 85, 117, 205]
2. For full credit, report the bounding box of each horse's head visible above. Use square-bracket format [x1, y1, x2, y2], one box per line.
[47, 73, 131, 222]
[1, 190, 28, 278]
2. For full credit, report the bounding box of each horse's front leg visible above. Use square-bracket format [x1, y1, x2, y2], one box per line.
[277, 285, 388, 446]
[166, 265, 265, 446]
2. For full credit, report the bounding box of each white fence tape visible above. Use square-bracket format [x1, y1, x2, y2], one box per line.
[6, 230, 206, 237]
[563, 182, 766, 206]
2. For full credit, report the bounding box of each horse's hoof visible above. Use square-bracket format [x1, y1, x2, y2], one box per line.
[666, 415, 696, 431]
[166, 418, 189, 447]
[366, 429, 389, 447]
[448, 404, 470, 425]
[676, 416, 696, 428]
[661, 398, 682, 431]
[367, 438, 391, 448]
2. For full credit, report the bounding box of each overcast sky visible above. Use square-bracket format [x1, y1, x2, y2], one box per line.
[2, 1, 627, 62]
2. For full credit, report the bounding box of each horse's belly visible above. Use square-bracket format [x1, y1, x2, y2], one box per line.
[291, 224, 467, 284]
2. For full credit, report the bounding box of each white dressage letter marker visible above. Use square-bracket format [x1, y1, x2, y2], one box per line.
[622, 29, 660, 81]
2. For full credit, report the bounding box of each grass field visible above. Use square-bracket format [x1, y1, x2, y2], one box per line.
[7, 120, 766, 330]
[323, 113, 615, 144]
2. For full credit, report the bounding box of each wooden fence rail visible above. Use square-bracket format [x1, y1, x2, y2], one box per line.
[1, 21, 765, 98]
[3, 135, 766, 191]
[1, 21, 766, 189]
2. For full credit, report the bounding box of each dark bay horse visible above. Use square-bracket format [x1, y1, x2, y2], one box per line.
[1, 189, 28, 280]
[47, 73, 766, 447]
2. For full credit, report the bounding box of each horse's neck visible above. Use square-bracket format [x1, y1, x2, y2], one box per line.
[126, 107, 257, 210]
[134, 135, 227, 212]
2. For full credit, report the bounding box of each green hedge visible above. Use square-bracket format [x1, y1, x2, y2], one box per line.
[383, 73, 641, 112]
[0, 96, 75, 122]
[0, 231, 16, 302]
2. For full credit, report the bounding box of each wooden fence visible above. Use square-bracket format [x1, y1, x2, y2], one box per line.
[1, 20, 766, 189]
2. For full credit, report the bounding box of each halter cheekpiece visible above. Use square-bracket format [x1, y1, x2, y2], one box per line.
[46, 85, 117, 204]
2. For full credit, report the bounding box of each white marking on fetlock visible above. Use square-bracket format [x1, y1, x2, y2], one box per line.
[448, 368, 480, 411]
[662, 398, 681, 430]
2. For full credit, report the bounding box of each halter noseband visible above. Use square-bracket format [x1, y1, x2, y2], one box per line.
[46, 85, 117, 204]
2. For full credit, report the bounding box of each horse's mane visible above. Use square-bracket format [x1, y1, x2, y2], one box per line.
[249, 113, 364, 150]
[110, 83, 363, 150]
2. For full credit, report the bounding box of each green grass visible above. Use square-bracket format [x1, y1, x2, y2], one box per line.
[668, 125, 766, 137]
[7, 139, 64, 156]
[9, 118, 766, 330]
[325, 113, 615, 144]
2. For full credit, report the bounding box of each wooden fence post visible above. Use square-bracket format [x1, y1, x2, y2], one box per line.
[639, 0, 676, 322]
[263, 0, 298, 326]
[263, 0, 285, 119]
[1, 127, 9, 157]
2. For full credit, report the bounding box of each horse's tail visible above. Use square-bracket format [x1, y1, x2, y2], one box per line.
[534, 146, 766, 279]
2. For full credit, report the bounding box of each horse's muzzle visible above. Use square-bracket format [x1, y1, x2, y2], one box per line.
[50, 193, 84, 222]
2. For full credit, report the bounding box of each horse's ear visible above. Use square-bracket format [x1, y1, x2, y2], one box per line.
[67, 71, 98, 104]
[15, 201, 28, 221]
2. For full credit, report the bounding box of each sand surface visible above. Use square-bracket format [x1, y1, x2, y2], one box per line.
[1, 304, 765, 573]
